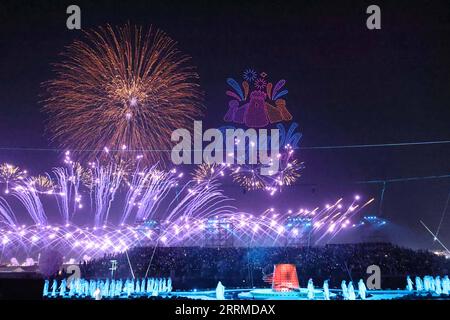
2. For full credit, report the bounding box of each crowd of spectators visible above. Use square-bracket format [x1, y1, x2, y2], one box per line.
[80, 243, 450, 290]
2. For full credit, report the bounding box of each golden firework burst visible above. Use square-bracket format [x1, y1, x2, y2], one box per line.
[29, 175, 54, 193]
[275, 159, 303, 186]
[0, 163, 26, 189]
[42, 24, 203, 165]
[231, 166, 267, 191]
[192, 163, 225, 183]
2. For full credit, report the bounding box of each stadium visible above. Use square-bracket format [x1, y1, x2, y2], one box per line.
[0, 0, 449, 307]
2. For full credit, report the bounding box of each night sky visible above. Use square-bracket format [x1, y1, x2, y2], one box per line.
[0, 0, 449, 249]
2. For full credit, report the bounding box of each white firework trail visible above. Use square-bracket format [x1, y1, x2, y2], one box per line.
[131, 168, 178, 223]
[88, 162, 124, 227]
[0, 197, 17, 227]
[53, 167, 71, 224]
[53, 164, 84, 224]
[12, 179, 47, 225]
[164, 177, 235, 222]
[120, 165, 174, 223]
[313, 197, 375, 244]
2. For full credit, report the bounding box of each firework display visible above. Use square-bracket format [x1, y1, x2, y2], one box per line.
[1, 0, 450, 305]
[42, 24, 203, 165]
[0, 20, 379, 268]
[0, 163, 27, 194]
[29, 175, 54, 193]
[0, 153, 373, 261]
[230, 144, 304, 194]
[0, 156, 231, 258]
[216, 119, 304, 193]
[188, 142, 304, 194]
[0, 199, 371, 261]
[191, 163, 226, 184]
[0, 23, 331, 263]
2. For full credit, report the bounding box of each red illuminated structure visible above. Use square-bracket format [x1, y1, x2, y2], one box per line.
[267, 264, 300, 292]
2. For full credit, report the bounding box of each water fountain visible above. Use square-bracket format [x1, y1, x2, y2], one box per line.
[415, 276, 423, 291]
[424, 276, 430, 291]
[104, 279, 109, 296]
[51, 279, 57, 297]
[136, 280, 141, 294]
[323, 280, 330, 300]
[140, 279, 146, 294]
[435, 276, 442, 295]
[307, 279, 315, 300]
[442, 276, 449, 295]
[94, 288, 102, 300]
[430, 276, 436, 292]
[348, 281, 356, 300]
[59, 279, 67, 297]
[341, 280, 349, 300]
[68, 279, 75, 297]
[42, 273, 450, 300]
[216, 281, 225, 300]
[42, 276, 173, 299]
[43, 279, 49, 297]
[357, 279, 366, 300]
[406, 276, 414, 291]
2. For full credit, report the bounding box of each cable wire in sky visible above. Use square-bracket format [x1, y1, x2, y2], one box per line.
[0, 139, 449, 152]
